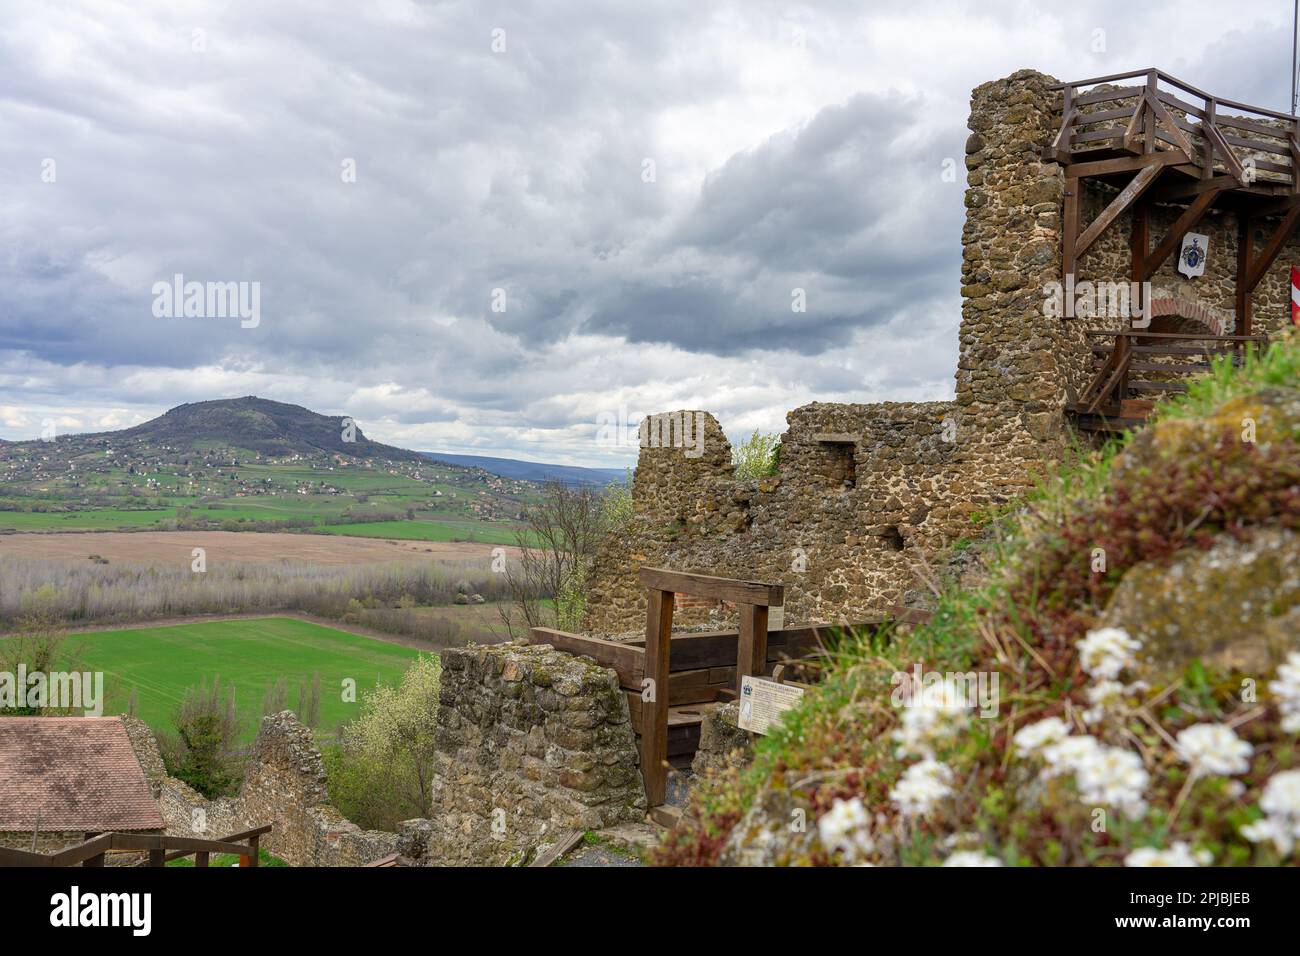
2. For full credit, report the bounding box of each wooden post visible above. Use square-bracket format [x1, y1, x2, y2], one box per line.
[641, 587, 674, 807]
[1236, 213, 1253, 337]
[1204, 98, 1216, 180]
[148, 848, 165, 867]
[1131, 196, 1149, 318]
[1293, 114, 1300, 195]
[736, 604, 769, 691]
[83, 852, 104, 867]
[1063, 175, 1080, 281]
[1144, 70, 1158, 154]
[247, 833, 260, 867]
[1115, 334, 1131, 413]
[194, 851, 209, 868]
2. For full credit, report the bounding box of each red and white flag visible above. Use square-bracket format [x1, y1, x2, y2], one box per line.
[1292, 266, 1300, 327]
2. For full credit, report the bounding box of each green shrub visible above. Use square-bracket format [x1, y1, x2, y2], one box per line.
[731, 431, 780, 480]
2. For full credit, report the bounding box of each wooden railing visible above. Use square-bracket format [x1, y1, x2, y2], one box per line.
[1049, 68, 1300, 190]
[0, 824, 273, 868]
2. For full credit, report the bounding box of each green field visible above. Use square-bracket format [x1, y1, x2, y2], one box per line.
[0, 508, 179, 530]
[27, 617, 422, 742]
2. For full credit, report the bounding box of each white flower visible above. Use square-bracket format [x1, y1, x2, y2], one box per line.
[1175, 724, 1253, 778]
[1074, 745, 1149, 817]
[1012, 717, 1070, 755]
[1241, 816, 1294, 855]
[1124, 842, 1212, 867]
[1083, 680, 1129, 724]
[1076, 627, 1141, 680]
[1271, 652, 1300, 733]
[1241, 770, 1300, 857]
[942, 851, 1003, 867]
[892, 676, 971, 759]
[1040, 733, 1100, 778]
[1259, 769, 1300, 818]
[890, 759, 954, 818]
[818, 797, 875, 860]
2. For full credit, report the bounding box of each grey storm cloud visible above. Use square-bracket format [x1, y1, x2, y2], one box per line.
[0, 0, 1292, 461]
[583, 91, 965, 355]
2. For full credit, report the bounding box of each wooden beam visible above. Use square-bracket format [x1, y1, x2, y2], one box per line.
[529, 627, 645, 687]
[1121, 95, 1146, 152]
[736, 604, 769, 692]
[1201, 119, 1246, 183]
[1245, 200, 1300, 292]
[637, 568, 784, 607]
[1046, 105, 1077, 164]
[1145, 90, 1195, 161]
[1064, 150, 1186, 179]
[640, 587, 674, 807]
[1149, 173, 1236, 203]
[1075, 162, 1164, 259]
[1136, 187, 1224, 282]
[528, 830, 583, 867]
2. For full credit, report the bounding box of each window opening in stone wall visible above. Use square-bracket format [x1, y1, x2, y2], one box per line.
[817, 437, 857, 489]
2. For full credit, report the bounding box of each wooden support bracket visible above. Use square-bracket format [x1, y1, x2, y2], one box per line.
[1072, 162, 1164, 263]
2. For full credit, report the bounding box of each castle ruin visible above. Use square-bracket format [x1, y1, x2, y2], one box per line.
[585, 68, 1299, 632]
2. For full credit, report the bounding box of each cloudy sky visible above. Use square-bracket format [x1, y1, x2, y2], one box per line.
[0, 1, 1293, 465]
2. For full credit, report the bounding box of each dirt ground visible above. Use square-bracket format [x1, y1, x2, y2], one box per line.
[0, 530, 519, 566]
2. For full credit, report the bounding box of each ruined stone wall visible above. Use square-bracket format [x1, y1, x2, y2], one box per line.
[586, 401, 988, 630]
[958, 70, 1076, 464]
[140, 712, 399, 867]
[586, 71, 1068, 633]
[424, 642, 645, 865]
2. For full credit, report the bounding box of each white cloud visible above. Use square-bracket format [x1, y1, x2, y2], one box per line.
[0, 1, 1289, 462]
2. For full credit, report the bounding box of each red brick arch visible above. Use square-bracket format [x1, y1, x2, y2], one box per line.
[1144, 297, 1232, 338]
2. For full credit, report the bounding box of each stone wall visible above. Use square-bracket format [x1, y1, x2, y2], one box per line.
[424, 642, 646, 865]
[141, 712, 399, 867]
[690, 701, 755, 779]
[0, 830, 91, 852]
[585, 68, 1300, 635]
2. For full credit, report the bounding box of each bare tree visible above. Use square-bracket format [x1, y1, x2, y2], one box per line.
[499, 481, 609, 637]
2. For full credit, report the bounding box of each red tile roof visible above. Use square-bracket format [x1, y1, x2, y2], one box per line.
[0, 717, 166, 832]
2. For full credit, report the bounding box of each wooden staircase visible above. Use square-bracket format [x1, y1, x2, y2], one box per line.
[1069, 329, 1268, 432]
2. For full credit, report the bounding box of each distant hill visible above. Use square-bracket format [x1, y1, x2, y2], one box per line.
[422, 452, 625, 486]
[109, 396, 426, 461]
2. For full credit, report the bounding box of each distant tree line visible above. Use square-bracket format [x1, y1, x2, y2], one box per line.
[0, 557, 510, 647]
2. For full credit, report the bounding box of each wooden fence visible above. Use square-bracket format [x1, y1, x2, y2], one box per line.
[530, 567, 861, 809]
[0, 824, 273, 868]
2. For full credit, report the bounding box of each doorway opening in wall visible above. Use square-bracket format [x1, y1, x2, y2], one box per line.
[817, 436, 857, 489]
